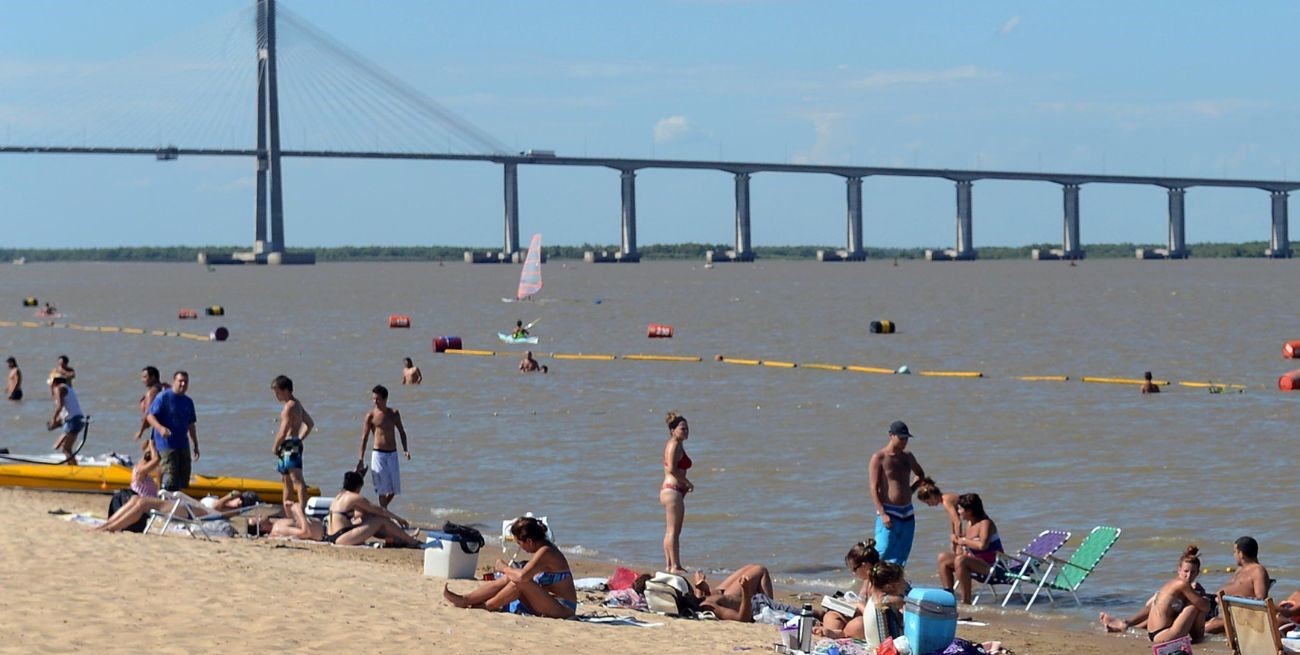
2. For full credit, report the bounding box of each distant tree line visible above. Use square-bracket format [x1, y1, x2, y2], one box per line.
[0, 241, 1277, 262]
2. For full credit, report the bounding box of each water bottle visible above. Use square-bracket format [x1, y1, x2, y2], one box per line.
[797, 603, 814, 652]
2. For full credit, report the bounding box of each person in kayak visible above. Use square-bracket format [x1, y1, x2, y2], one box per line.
[511, 320, 530, 339]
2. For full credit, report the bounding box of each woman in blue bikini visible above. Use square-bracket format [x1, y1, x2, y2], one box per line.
[443, 516, 578, 618]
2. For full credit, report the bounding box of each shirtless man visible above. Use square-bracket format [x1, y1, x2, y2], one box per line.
[518, 351, 547, 373]
[401, 357, 422, 385]
[868, 420, 927, 567]
[324, 471, 422, 547]
[1140, 371, 1161, 394]
[271, 375, 315, 509]
[357, 385, 410, 509]
[134, 366, 167, 443]
[1204, 536, 1270, 634]
[6, 357, 21, 401]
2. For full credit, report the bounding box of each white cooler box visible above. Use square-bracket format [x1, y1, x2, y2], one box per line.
[423, 531, 479, 579]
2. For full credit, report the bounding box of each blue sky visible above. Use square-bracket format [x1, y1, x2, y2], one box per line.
[1, 1, 1297, 250]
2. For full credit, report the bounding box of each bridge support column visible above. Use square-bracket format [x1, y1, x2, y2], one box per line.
[924, 180, 975, 261]
[954, 180, 975, 259]
[1267, 191, 1291, 258]
[503, 163, 519, 261]
[1062, 184, 1084, 259]
[264, 0, 285, 261]
[844, 176, 865, 260]
[619, 169, 640, 262]
[733, 172, 754, 262]
[1166, 188, 1187, 258]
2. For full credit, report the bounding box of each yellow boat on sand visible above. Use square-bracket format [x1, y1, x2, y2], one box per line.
[0, 459, 318, 504]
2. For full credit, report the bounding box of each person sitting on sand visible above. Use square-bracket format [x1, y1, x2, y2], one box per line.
[1101, 545, 1211, 642]
[818, 562, 907, 649]
[916, 478, 961, 545]
[818, 540, 883, 639]
[324, 471, 422, 547]
[250, 500, 324, 540]
[1204, 536, 1270, 634]
[936, 493, 1002, 605]
[518, 351, 547, 374]
[443, 515, 578, 618]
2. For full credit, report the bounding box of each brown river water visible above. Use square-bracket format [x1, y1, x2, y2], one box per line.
[2, 259, 1297, 620]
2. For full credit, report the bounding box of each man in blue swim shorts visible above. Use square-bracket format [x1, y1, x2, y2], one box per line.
[272, 375, 314, 509]
[868, 420, 928, 567]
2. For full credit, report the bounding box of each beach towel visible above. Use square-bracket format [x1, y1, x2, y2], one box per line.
[576, 614, 663, 628]
[604, 588, 647, 611]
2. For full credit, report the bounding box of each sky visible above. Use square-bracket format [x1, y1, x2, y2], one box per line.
[1, 1, 1298, 250]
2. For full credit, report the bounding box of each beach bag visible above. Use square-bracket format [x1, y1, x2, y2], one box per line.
[608, 566, 640, 591]
[940, 638, 990, 655]
[107, 488, 147, 533]
[644, 571, 694, 616]
[1151, 636, 1193, 655]
[440, 521, 485, 554]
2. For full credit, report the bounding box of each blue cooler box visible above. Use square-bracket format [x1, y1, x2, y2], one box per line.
[903, 587, 957, 655]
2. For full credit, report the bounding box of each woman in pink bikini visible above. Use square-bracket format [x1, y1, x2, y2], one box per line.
[659, 411, 694, 574]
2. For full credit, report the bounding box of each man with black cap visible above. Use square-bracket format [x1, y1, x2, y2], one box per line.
[868, 420, 928, 567]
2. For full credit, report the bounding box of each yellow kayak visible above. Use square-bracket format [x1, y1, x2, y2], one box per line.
[0, 462, 319, 504]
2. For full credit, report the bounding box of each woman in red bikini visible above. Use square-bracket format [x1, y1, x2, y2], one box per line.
[659, 411, 694, 574]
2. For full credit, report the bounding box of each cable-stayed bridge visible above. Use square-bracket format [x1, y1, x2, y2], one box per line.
[3, 0, 1297, 264]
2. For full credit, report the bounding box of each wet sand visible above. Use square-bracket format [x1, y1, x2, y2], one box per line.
[1, 488, 1231, 654]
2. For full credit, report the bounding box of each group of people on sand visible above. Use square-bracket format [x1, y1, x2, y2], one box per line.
[6, 353, 428, 550]
[1099, 536, 1284, 645]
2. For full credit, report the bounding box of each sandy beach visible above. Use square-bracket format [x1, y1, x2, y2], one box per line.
[1, 487, 1232, 655]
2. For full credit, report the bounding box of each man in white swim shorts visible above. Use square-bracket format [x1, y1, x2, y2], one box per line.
[356, 385, 410, 509]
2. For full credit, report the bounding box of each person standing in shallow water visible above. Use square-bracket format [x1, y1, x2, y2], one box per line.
[271, 375, 314, 509]
[401, 357, 422, 385]
[659, 412, 694, 574]
[1140, 371, 1161, 394]
[6, 357, 21, 401]
[868, 420, 927, 567]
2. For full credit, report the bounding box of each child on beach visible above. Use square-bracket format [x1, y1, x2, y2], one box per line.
[443, 515, 577, 618]
[868, 420, 927, 567]
[271, 375, 314, 509]
[819, 562, 907, 649]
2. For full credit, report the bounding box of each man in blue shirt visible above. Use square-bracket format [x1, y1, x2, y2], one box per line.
[146, 370, 199, 492]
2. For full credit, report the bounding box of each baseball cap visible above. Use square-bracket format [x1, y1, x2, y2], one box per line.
[889, 420, 913, 438]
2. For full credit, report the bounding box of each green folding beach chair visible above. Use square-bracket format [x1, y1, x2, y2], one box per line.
[1022, 525, 1121, 610]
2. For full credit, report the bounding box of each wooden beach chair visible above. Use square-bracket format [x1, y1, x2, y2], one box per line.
[1021, 525, 1121, 610]
[970, 529, 1072, 607]
[1220, 593, 1300, 655]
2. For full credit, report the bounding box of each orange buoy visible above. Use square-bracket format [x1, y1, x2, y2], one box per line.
[178, 309, 198, 320]
[389, 314, 411, 329]
[433, 336, 462, 353]
[1280, 370, 1300, 391]
[1284, 341, 1300, 359]
[647, 323, 674, 338]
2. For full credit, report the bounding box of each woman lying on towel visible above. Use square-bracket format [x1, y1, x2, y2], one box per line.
[686, 563, 778, 622]
[443, 516, 578, 618]
[95, 487, 257, 532]
[249, 500, 323, 540]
